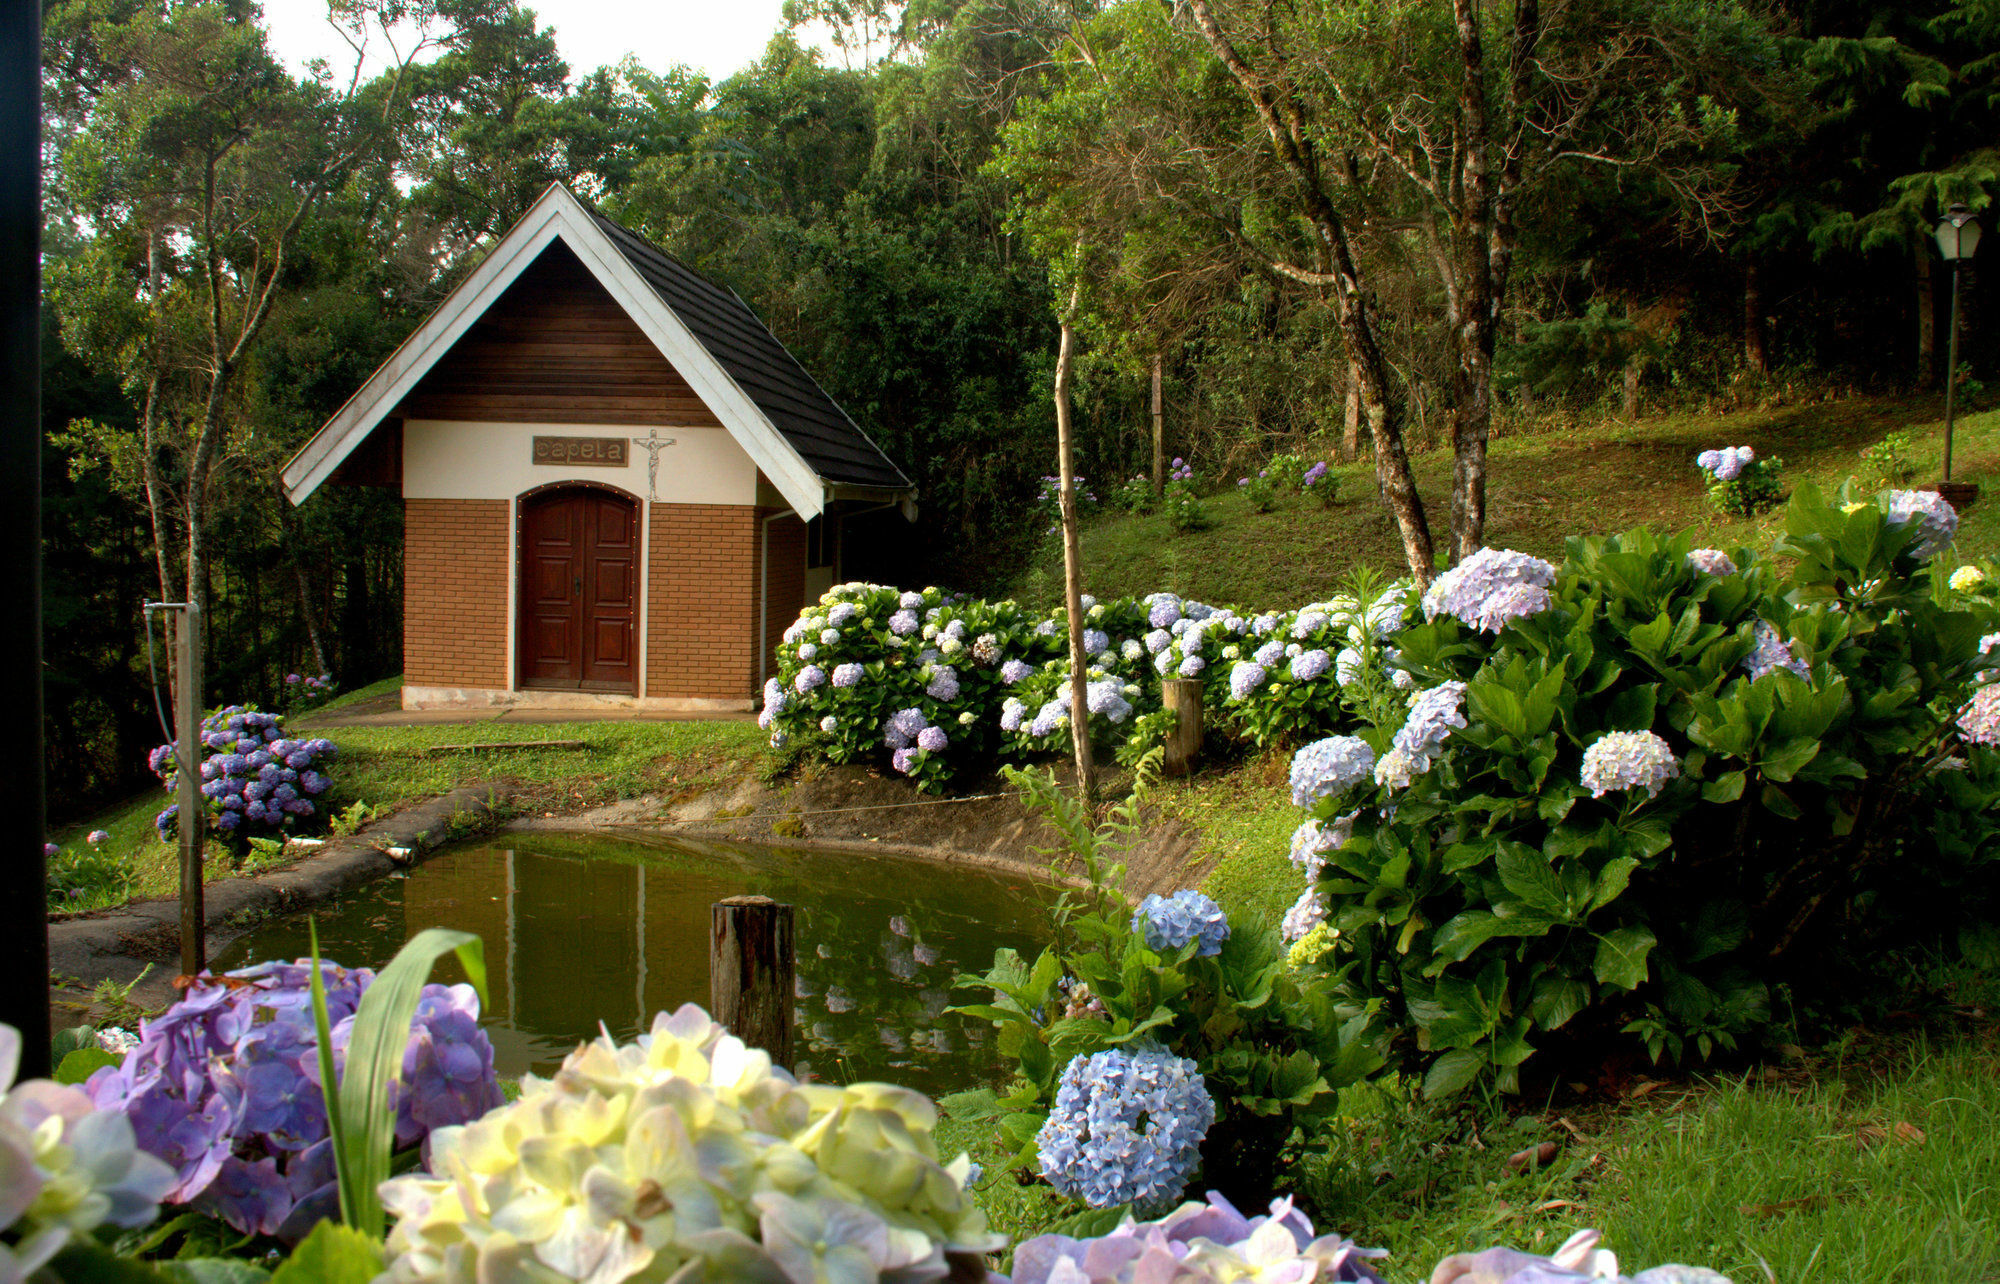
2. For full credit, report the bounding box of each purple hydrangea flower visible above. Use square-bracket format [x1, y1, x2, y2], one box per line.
[925, 666, 961, 701]
[1147, 594, 1183, 629]
[891, 747, 919, 774]
[1228, 661, 1267, 701]
[831, 662, 864, 688]
[889, 610, 919, 636]
[1743, 621, 1810, 682]
[1422, 548, 1557, 633]
[1001, 658, 1035, 683]
[793, 665, 826, 694]
[917, 725, 949, 752]
[1000, 698, 1026, 732]
[1885, 489, 1959, 560]
[1178, 654, 1207, 678]
[883, 707, 929, 750]
[1960, 684, 2000, 746]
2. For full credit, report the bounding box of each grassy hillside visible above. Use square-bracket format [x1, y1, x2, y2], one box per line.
[1013, 395, 2000, 608]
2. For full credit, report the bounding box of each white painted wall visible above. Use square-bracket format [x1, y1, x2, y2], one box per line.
[402, 419, 761, 504]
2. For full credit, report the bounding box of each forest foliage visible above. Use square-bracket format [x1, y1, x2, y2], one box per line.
[37, 0, 2000, 816]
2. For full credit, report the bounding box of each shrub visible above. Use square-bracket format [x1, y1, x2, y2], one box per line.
[1237, 471, 1279, 513]
[46, 842, 131, 911]
[282, 671, 336, 714]
[1111, 473, 1158, 514]
[148, 706, 339, 842]
[1284, 485, 2000, 1096]
[1265, 452, 1309, 492]
[1857, 430, 1916, 489]
[84, 959, 502, 1240]
[950, 768, 1386, 1211]
[1302, 460, 1339, 507]
[1035, 473, 1099, 542]
[1694, 445, 1783, 515]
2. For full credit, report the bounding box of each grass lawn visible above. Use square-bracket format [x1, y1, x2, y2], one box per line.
[1009, 396, 2000, 608]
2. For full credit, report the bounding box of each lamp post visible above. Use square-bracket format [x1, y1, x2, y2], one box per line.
[1936, 203, 1982, 484]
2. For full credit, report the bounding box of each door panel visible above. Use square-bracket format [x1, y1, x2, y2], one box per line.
[518, 488, 638, 694]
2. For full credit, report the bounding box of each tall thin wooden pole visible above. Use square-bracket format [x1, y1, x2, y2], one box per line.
[1150, 352, 1165, 499]
[710, 896, 794, 1070]
[1054, 287, 1095, 800]
[177, 602, 205, 975]
[0, 0, 49, 1076]
[1944, 261, 1964, 484]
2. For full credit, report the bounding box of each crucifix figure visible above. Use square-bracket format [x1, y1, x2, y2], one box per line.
[632, 430, 677, 501]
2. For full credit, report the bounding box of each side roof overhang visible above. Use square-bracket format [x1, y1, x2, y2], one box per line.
[280, 182, 912, 520]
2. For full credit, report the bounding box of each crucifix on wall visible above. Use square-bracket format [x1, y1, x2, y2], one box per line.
[632, 430, 677, 501]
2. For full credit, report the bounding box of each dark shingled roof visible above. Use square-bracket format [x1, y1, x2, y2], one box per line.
[590, 212, 912, 492]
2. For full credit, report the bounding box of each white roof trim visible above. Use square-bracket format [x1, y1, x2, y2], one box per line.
[280, 183, 828, 519]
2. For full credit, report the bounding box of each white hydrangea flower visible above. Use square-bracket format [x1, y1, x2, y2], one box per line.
[1951, 564, 1985, 593]
[1579, 730, 1680, 799]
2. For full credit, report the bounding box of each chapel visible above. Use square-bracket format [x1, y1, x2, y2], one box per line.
[282, 183, 914, 712]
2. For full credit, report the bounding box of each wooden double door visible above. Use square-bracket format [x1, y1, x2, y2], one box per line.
[517, 486, 638, 693]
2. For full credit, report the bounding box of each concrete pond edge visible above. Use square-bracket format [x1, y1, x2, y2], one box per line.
[48, 784, 504, 1019]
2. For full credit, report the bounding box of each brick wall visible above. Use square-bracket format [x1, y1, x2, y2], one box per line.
[405, 498, 511, 688]
[762, 513, 808, 686]
[646, 503, 760, 700]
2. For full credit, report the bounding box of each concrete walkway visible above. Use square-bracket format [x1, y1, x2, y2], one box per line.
[299, 705, 756, 729]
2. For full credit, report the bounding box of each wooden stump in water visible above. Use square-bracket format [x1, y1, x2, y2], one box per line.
[1162, 678, 1203, 777]
[710, 895, 795, 1071]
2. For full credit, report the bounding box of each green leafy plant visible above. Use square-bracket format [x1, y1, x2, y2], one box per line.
[328, 800, 377, 837]
[308, 921, 487, 1239]
[1164, 479, 1208, 532]
[1264, 453, 1308, 491]
[1858, 430, 1916, 489]
[949, 767, 1386, 1207]
[1111, 473, 1158, 514]
[1236, 471, 1280, 513]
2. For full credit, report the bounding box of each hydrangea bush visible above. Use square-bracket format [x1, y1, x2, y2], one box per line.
[376, 1003, 1003, 1283]
[84, 960, 502, 1240]
[1285, 484, 2000, 1096]
[951, 769, 1386, 1211]
[148, 706, 338, 841]
[1694, 445, 1783, 515]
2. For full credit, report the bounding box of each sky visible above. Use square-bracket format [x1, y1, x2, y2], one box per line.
[260, 0, 843, 88]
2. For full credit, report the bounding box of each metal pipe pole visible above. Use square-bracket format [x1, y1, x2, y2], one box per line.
[178, 601, 205, 975]
[0, 0, 50, 1076]
[1944, 261, 1964, 484]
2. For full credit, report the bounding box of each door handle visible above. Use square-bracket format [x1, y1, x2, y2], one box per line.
[573, 576, 583, 596]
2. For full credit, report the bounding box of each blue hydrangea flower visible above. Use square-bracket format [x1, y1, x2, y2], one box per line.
[827, 602, 857, 626]
[1001, 697, 1026, 732]
[917, 725, 949, 752]
[1144, 629, 1173, 655]
[1134, 889, 1229, 956]
[1001, 658, 1034, 683]
[1291, 649, 1331, 682]
[1082, 628, 1109, 654]
[831, 662, 863, 688]
[1178, 654, 1207, 678]
[794, 665, 826, 694]
[1035, 1047, 1215, 1213]
[1393, 681, 1469, 770]
[1289, 736, 1377, 806]
[1281, 886, 1328, 944]
[1147, 594, 1183, 629]
[889, 610, 919, 636]
[926, 666, 960, 701]
[1228, 661, 1266, 701]
[1027, 698, 1069, 738]
[883, 707, 928, 749]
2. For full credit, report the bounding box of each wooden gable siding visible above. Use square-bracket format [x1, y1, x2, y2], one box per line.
[394, 241, 724, 426]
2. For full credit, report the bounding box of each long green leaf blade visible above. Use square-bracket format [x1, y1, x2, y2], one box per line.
[305, 919, 352, 1227]
[338, 927, 487, 1239]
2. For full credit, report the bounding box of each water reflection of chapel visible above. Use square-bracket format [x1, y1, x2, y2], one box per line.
[281, 182, 914, 714]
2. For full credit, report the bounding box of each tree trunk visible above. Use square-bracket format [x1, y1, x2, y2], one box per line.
[1622, 354, 1643, 418]
[1188, 0, 1434, 584]
[1743, 259, 1769, 375]
[1150, 352, 1165, 498]
[1342, 360, 1361, 460]
[1447, 0, 1496, 564]
[1916, 233, 1937, 388]
[1054, 289, 1095, 800]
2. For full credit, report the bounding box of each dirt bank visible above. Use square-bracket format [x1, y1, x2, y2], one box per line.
[509, 760, 1213, 897]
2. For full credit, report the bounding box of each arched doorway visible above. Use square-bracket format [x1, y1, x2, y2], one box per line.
[517, 484, 638, 694]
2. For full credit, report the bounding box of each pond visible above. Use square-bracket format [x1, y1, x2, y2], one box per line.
[212, 833, 1055, 1096]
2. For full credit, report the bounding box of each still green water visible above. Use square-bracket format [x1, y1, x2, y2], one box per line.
[212, 833, 1053, 1096]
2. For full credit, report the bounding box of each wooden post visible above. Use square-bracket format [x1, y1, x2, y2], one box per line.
[710, 895, 795, 1070]
[1054, 284, 1095, 801]
[1150, 352, 1165, 499]
[1161, 678, 1203, 777]
[177, 600, 205, 975]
